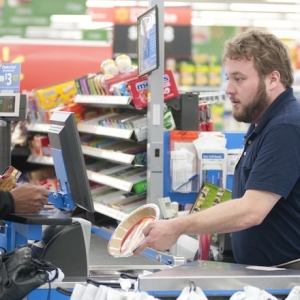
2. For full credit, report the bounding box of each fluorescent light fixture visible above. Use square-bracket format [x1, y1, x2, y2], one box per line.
[137, 1, 150, 6]
[86, 0, 138, 7]
[164, 2, 190, 6]
[192, 18, 250, 27]
[230, 3, 300, 13]
[270, 29, 300, 39]
[285, 13, 300, 20]
[192, 2, 229, 11]
[265, 0, 300, 2]
[253, 19, 297, 28]
[50, 15, 92, 23]
[198, 11, 281, 20]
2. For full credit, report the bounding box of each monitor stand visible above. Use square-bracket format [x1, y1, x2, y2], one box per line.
[4, 208, 72, 251]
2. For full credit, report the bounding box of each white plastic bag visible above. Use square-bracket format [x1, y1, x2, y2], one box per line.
[230, 285, 278, 300]
[285, 286, 300, 300]
[177, 285, 208, 300]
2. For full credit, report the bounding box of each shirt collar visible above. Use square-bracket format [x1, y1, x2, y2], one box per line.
[244, 88, 296, 140]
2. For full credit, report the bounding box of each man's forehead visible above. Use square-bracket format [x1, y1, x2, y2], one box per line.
[225, 59, 255, 75]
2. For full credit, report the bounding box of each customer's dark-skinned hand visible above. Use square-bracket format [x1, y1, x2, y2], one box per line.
[10, 183, 50, 214]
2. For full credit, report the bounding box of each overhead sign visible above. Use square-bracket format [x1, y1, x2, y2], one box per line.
[87, 6, 192, 25]
[0, 62, 21, 93]
[0, 39, 112, 91]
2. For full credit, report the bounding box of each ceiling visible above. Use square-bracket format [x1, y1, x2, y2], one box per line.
[84, 0, 300, 39]
[9, 0, 298, 40]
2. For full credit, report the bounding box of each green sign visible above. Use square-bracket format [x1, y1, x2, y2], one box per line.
[3, 0, 86, 27]
[82, 29, 109, 42]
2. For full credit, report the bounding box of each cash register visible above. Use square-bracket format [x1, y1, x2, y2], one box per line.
[0, 95, 95, 277]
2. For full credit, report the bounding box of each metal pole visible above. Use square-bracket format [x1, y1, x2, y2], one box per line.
[147, 0, 164, 207]
[0, 119, 12, 173]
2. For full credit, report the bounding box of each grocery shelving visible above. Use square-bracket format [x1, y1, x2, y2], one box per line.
[26, 94, 149, 218]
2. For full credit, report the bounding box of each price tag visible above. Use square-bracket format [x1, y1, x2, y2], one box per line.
[0, 63, 21, 93]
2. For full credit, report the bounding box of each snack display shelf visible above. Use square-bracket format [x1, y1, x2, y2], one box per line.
[78, 119, 132, 140]
[77, 119, 147, 142]
[26, 148, 137, 167]
[27, 123, 51, 133]
[86, 169, 147, 194]
[74, 94, 134, 108]
[179, 86, 223, 93]
[82, 145, 141, 165]
[93, 202, 127, 221]
[27, 154, 54, 165]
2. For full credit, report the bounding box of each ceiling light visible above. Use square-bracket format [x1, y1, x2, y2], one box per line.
[253, 19, 297, 28]
[86, 0, 138, 7]
[285, 13, 300, 20]
[230, 3, 300, 13]
[198, 11, 281, 20]
[191, 18, 250, 27]
[265, 0, 300, 3]
[164, 2, 189, 6]
[269, 29, 300, 39]
[191, 2, 229, 11]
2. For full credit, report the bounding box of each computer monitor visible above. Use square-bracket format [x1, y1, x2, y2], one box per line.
[48, 111, 94, 213]
[137, 5, 159, 77]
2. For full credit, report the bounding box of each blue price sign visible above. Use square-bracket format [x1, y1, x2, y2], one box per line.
[0, 63, 21, 93]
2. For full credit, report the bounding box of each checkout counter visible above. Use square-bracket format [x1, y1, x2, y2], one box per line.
[1, 100, 300, 300]
[26, 228, 300, 300]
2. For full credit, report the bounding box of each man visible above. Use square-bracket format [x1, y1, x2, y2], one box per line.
[134, 28, 300, 267]
[0, 175, 49, 219]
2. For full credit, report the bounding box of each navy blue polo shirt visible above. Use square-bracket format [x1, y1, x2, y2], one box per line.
[231, 88, 300, 266]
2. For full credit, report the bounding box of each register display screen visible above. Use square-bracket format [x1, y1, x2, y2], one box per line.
[0, 96, 15, 113]
[0, 94, 20, 117]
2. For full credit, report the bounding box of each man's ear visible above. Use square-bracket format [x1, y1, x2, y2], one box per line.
[269, 70, 281, 86]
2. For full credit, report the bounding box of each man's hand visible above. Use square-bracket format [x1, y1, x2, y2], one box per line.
[10, 183, 50, 214]
[133, 218, 181, 255]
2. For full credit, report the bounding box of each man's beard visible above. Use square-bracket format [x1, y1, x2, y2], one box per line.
[233, 80, 269, 124]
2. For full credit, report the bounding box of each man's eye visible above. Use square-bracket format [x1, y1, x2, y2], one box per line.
[235, 78, 243, 82]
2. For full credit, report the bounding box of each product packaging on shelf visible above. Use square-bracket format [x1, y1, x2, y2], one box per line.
[33, 135, 50, 156]
[126, 70, 179, 109]
[34, 80, 77, 110]
[103, 68, 138, 95]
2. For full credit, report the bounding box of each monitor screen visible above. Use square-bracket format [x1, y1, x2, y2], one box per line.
[48, 111, 94, 213]
[0, 93, 20, 117]
[137, 5, 159, 77]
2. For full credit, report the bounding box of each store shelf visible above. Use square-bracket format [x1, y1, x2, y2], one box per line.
[27, 154, 54, 165]
[93, 202, 127, 221]
[82, 145, 146, 165]
[27, 123, 51, 133]
[77, 116, 147, 142]
[92, 187, 147, 215]
[179, 86, 223, 93]
[86, 168, 147, 194]
[74, 94, 134, 108]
